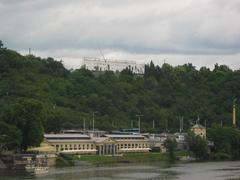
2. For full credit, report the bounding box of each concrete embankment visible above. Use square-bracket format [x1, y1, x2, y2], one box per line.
[0, 159, 6, 169]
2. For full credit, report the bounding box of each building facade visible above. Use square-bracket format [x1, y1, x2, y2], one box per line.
[191, 123, 206, 138]
[103, 134, 150, 153]
[44, 133, 150, 155]
[83, 57, 145, 74]
[44, 134, 97, 155]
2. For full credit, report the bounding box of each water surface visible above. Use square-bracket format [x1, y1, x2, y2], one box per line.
[1, 161, 240, 180]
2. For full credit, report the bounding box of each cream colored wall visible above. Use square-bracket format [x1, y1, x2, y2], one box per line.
[50, 142, 96, 153]
[116, 140, 150, 152]
[47, 139, 150, 154]
[192, 128, 206, 138]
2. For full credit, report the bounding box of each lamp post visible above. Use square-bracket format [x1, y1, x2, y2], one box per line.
[92, 111, 98, 132]
[233, 98, 237, 128]
[136, 114, 143, 133]
[83, 118, 86, 132]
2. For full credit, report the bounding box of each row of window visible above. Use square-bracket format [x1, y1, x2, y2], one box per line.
[52, 143, 149, 152]
[54, 144, 94, 151]
[112, 137, 145, 140]
[118, 143, 149, 149]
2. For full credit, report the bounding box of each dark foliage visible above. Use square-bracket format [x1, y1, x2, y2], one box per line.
[0, 47, 240, 150]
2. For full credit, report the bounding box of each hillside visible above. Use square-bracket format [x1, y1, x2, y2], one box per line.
[0, 48, 240, 139]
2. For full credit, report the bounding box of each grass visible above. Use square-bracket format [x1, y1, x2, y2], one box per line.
[56, 156, 73, 167]
[175, 150, 192, 157]
[70, 153, 168, 165]
[56, 151, 190, 167]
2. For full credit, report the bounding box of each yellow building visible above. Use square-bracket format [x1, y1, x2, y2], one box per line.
[44, 133, 150, 155]
[44, 134, 97, 155]
[191, 123, 206, 138]
[103, 134, 150, 153]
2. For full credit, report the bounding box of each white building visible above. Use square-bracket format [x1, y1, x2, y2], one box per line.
[83, 57, 145, 74]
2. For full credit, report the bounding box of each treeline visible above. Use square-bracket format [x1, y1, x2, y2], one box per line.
[0, 45, 240, 151]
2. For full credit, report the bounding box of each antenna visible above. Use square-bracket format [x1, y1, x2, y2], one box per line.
[196, 115, 200, 124]
[98, 47, 106, 62]
[29, 48, 31, 55]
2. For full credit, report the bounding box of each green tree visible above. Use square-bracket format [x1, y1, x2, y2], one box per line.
[163, 138, 177, 161]
[1, 47, 240, 137]
[208, 125, 240, 159]
[0, 121, 22, 150]
[2, 99, 44, 151]
[185, 131, 208, 159]
[0, 40, 3, 48]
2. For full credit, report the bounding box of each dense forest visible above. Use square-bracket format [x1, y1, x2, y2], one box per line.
[0, 43, 240, 150]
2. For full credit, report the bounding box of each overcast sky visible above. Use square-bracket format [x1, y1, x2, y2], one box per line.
[1, 0, 240, 69]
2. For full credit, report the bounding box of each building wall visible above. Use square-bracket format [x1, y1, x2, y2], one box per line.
[116, 140, 150, 153]
[49, 141, 97, 155]
[83, 57, 145, 74]
[46, 139, 150, 154]
[191, 128, 206, 138]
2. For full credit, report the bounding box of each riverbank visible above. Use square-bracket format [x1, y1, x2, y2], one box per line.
[56, 151, 190, 167]
[2, 160, 240, 179]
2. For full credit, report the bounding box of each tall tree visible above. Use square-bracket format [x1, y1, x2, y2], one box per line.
[163, 138, 177, 161]
[0, 40, 3, 48]
[2, 99, 44, 151]
[185, 131, 208, 159]
[0, 121, 22, 150]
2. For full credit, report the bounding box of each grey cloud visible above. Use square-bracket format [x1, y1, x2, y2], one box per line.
[1, 0, 240, 69]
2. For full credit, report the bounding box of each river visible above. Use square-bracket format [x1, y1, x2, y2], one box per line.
[0, 161, 240, 180]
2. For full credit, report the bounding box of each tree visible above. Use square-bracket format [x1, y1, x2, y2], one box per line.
[0, 40, 3, 48]
[0, 121, 22, 150]
[208, 125, 240, 159]
[163, 138, 177, 161]
[1, 47, 240, 136]
[2, 99, 44, 151]
[185, 131, 208, 159]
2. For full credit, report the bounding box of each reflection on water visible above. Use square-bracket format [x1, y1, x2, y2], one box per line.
[1, 161, 240, 180]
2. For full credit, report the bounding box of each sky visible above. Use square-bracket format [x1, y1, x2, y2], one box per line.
[0, 0, 240, 70]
